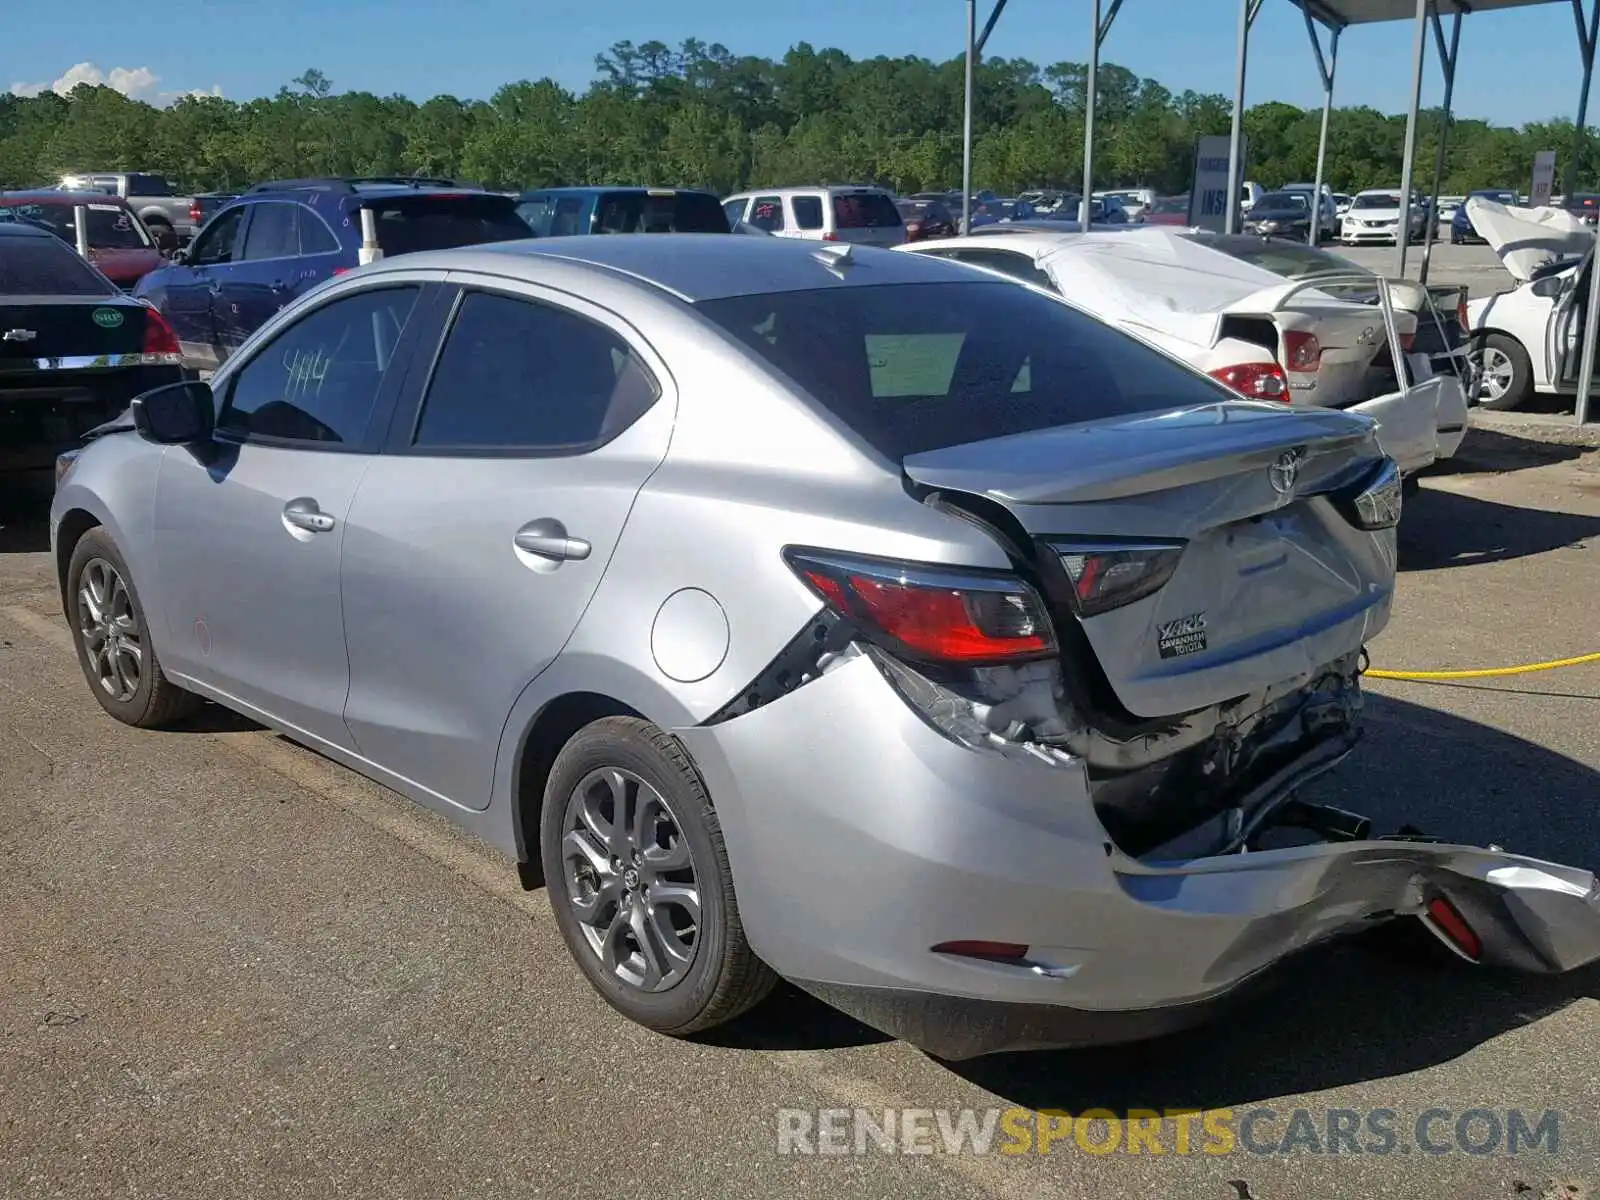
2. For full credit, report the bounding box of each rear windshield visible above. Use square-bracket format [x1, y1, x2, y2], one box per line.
[0, 236, 116, 295]
[0, 201, 151, 249]
[362, 194, 533, 256]
[596, 191, 729, 233]
[1473, 191, 1517, 204]
[1149, 196, 1189, 214]
[1256, 192, 1309, 210]
[832, 193, 902, 229]
[698, 281, 1226, 459]
[1205, 237, 1365, 281]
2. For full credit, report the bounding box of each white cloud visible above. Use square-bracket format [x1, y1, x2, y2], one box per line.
[9, 62, 222, 107]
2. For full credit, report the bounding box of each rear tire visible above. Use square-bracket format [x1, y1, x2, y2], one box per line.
[66, 527, 201, 728]
[540, 716, 777, 1036]
[1471, 332, 1534, 411]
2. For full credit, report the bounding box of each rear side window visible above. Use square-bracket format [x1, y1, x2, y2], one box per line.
[517, 196, 553, 236]
[298, 207, 339, 254]
[412, 290, 660, 452]
[792, 196, 824, 230]
[549, 197, 587, 236]
[241, 202, 299, 260]
[362, 195, 532, 256]
[0, 236, 115, 295]
[832, 193, 902, 229]
[748, 197, 785, 232]
[698, 281, 1226, 460]
[722, 199, 746, 227]
[595, 191, 730, 233]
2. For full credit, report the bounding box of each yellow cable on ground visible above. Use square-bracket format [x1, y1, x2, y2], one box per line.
[1365, 652, 1600, 681]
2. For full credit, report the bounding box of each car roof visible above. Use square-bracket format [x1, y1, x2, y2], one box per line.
[0, 221, 56, 239]
[357, 233, 989, 302]
[725, 185, 893, 199]
[0, 190, 128, 205]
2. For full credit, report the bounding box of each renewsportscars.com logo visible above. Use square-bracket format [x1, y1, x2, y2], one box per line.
[776, 1107, 1562, 1158]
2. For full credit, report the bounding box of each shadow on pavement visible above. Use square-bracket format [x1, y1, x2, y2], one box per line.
[1430, 427, 1587, 476]
[0, 476, 52, 554]
[1398, 485, 1600, 570]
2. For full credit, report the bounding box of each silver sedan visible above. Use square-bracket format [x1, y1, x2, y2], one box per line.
[51, 235, 1600, 1059]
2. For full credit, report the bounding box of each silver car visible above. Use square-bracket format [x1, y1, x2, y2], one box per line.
[51, 236, 1600, 1059]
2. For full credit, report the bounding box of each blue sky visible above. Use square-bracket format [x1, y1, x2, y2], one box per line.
[1, 0, 1585, 126]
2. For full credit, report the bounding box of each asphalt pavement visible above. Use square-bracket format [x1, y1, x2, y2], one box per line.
[2, 430, 1598, 1200]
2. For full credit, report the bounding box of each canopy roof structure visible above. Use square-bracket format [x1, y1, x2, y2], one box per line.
[957, 0, 1600, 422]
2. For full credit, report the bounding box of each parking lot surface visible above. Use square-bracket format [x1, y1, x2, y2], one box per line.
[1338, 239, 1513, 300]
[2, 426, 1598, 1200]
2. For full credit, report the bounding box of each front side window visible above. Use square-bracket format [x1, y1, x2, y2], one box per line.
[218, 285, 421, 446]
[189, 207, 247, 265]
[412, 289, 660, 452]
[548, 197, 587, 237]
[517, 196, 553, 236]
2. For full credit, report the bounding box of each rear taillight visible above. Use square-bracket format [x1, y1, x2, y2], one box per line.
[1398, 331, 1416, 351]
[188, 201, 202, 224]
[1209, 361, 1288, 400]
[1050, 540, 1186, 617]
[1423, 895, 1482, 961]
[1283, 330, 1322, 372]
[142, 308, 181, 360]
[1457, 295, 1469, 329]
[822, 231, 839, 242]
[785, 549, 1056, 665]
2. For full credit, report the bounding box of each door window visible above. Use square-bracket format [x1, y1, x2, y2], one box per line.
[548, 197, 587, 237]
[411, 289, 660, 452]
[189, 207, 246, 266]
[748, 197, 785, 232]
[298, 206, 340, 254]
[240, 202, 299, 260]
[791, 196, 824, 230]
[218, 285, 421, 447]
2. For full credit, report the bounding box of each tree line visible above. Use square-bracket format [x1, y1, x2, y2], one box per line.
[0, 41, 1590, 199]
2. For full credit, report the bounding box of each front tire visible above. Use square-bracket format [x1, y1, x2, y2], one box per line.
[540, 716, 777, 1036]
[1471, 332, 1534, 411]
[66, 527, 200, 728]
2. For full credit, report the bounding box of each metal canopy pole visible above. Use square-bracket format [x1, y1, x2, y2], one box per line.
[1577, 226, 1600, 423]
[1565, 0, 1599, 202]
[1225, 0, 1263, 235]
[962, 0, 975, 236]
[1417, 7, 1462, 285]
[1078, 0, 1125, 227]
[1394, 0, 1431, 277]
[1305, 10, 1342, 246]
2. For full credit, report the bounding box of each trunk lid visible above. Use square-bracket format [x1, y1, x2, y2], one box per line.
[1467, 196, 1592, 282]
[902, 401, 1395, 718]
[0, 296, 149, 363]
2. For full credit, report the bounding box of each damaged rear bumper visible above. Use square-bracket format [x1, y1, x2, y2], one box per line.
[676, 652, 1600, 1060]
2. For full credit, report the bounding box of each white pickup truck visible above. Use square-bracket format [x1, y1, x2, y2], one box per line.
[55, 172, 233, 247]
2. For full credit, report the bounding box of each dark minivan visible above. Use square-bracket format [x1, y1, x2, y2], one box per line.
[516, 187, 730, 236]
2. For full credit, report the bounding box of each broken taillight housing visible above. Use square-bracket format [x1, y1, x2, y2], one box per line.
[1283, 330, 1322, 372]
[1050, 540, 1187, 617]
[1423, 895, 1482, 961]
[1209, 361, 1288, 400]
[785, 549, 1056, 665]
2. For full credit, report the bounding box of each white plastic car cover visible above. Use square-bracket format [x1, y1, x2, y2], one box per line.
[1466, 197, 1592, 282]
[1036, 229, 1368, 349]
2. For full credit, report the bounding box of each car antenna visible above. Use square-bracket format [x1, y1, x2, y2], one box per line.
[810, 242, 854, 276]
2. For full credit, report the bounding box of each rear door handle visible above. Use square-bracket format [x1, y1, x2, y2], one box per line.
[283, 498, 336, 534]
[514, 529, 591, 562]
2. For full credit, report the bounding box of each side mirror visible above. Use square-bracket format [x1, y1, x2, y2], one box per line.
[168, 246, 189, 265]
[150, 225, 179, 254]
[1531, 275, 1565, 298]
[131, 380, 214, 445]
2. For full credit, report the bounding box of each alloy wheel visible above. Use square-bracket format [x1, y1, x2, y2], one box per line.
[560, 766, 701, 993]
[77, 558, 142, 702]
[1475, 345, 1514, 404]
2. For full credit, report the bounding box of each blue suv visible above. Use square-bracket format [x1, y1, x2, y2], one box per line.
[1450, 188, 1519, 244]
[136, 177, 532, 370]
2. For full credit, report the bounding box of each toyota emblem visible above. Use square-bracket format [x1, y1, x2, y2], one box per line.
[1269, 450, 1302, 495]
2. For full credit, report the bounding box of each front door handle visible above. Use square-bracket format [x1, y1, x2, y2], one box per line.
[514, 528, 591, 562]
[283, 498, 336, 534]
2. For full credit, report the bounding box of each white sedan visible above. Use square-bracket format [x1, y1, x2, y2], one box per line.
[898, 227, 1467, 477]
